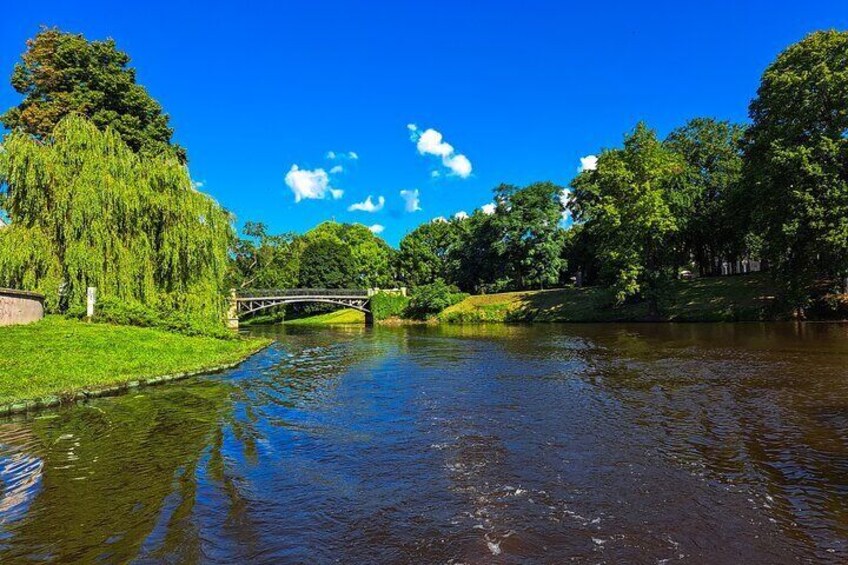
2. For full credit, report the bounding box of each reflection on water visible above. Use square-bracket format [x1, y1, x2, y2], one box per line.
[0, 322, 846, 562]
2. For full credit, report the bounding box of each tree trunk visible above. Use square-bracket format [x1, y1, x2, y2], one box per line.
[648, 296, 660, 319]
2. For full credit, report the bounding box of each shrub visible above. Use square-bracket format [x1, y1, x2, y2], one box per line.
[808, 293, 848, 320]
[66, 297, 234, 339]
[370, 292, 410, 320]
[405, 281, 468, 320]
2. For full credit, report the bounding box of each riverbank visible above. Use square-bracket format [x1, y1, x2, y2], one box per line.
[284, 309, 365, 325]
[440, 273, 785, 323]
[0, 317, 271, 411]
[254, 274, 795, 326]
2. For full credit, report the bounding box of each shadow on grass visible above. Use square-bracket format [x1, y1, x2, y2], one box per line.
[442, 273, 784, 323]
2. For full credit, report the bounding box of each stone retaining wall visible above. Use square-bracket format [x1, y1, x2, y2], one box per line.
[0, 288, 45, 326]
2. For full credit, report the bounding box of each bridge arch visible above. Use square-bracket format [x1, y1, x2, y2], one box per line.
[227, 289, 372, 329]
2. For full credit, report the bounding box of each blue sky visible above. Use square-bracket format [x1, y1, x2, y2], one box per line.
[2, 1, 847, 245]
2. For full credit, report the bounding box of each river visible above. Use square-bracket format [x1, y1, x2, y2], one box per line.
[0, 323, 846, 562]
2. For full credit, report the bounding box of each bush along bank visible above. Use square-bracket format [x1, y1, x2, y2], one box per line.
[65, 297, 235, 338]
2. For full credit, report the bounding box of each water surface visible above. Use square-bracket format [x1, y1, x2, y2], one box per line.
[1, 323, 847, 562]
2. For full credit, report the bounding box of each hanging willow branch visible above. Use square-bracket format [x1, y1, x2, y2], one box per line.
[0, 115, 233, 321]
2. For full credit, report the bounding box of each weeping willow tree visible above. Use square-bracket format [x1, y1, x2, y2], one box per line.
[0, 115, 232, 322]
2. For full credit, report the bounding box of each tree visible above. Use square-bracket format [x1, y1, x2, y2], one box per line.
[561, 222, 602, 286]
[743, 30, 848, 308]
[301, 222, 395, 288]
[570, 123, 685, 313]
[297, 237, 356, 289]
[229, 222, 301, 289]
[446, 212, 502, 292]
[491, 182, 566, 290]
[0, 115, 230, 319]
[664, 118, 747, 276]
[398, 184, 567, 294]
[397, 220, 457, 287]
[1, 28, 186, 162]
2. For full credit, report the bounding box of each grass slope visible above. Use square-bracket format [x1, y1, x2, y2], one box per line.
[440, 273, 782, 323]
[0, 317, 270, 405]
[284, 308, 365, 325]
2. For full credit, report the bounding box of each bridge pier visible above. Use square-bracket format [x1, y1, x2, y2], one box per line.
[364, 310, 374, 326]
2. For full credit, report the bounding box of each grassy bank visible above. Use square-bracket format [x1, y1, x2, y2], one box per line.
[0, 317, 271, 406]
[284, 308, 365, 325]
[440, 273, 784, 323]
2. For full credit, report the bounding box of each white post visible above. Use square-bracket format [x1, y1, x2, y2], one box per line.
[86, 287, 97, 318]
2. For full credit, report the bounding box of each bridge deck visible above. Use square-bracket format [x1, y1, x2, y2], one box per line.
[235, 288, 369, 300]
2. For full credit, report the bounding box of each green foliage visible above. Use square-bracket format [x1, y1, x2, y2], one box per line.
[743, 30, 848, 307]
[2, 27, 185, 162]
[229, 221, 300, 289]
[65, 297, 235, 339]
[570, 123, 685, 311]
[297, 236, 357, 288]
[405, 280, 468, 320]
[0, 115, 232, 326]
[664, 118, 748, 275]
[0, 225, 63, 310]
[370, 292, 410, 320]
[397, 220, 457, 287]
[491, 181, 565, 290]
[447, 209, 507, 293]
[397, 182, 568, 294]
[302, 222, 396, 288]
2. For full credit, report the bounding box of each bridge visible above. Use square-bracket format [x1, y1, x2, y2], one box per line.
[227, 288, 374, 329]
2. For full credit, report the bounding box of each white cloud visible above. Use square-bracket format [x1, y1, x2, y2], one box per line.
[327, 150, 358, 160]
[415, 127, 454, 157]
[454, 210, 469, 220]
[431, 216, 448, 223]
[285, 165, 343, 202]
[444, 154, 472, 177]
[400, 189, 421, 212]
[407, 124, 473, 178]
[368, 224, 385, 234]
[330, 165, 344, 174]
[481, 203, 496, 215]
[191, 180, 204, 189]
[348, 195, 385, 213]
[430, 170, 441, 178]
[578, 155, 598, 172]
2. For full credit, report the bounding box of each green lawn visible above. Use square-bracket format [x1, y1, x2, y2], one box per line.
[440, 273, 784, 323]
[0, 317, 270, 405]
[284, 308, 365, 325]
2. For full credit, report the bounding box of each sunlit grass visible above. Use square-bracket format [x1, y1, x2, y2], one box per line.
[284, 308, 365, 325]
[0, 317, 270, 405]
[440, 273, 782, 323]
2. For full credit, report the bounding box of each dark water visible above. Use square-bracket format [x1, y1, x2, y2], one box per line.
[0, 323, 847, 563]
